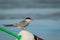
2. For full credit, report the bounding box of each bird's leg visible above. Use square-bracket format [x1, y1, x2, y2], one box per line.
[21, 27, 26, 30]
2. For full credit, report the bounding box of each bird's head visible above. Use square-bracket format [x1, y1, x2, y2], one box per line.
[25, 17, 32, 22]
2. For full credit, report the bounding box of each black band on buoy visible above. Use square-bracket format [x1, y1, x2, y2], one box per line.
[33, 34, 43, 40]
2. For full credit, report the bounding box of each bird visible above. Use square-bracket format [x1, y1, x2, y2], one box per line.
[3, 17, 43, 40]
[4, 17, 32, 30]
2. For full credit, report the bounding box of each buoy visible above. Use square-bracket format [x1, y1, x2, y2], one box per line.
[16, 30, 34, 40]
[16, 30, 43, 40]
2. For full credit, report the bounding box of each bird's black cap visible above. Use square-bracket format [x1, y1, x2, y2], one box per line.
[25, 17, 32, 20]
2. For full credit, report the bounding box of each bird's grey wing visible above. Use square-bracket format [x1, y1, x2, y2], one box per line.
[24, 23, 29, 27]
[3, 20, 25, 27]
[18, 21, 29, 27]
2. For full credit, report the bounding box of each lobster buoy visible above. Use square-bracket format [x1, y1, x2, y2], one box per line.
[16, 30, 43, 40]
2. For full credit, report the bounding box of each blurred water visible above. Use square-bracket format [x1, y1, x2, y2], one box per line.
[0, 19, 60, 40]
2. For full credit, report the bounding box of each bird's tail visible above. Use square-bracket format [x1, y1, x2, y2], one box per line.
[3, 24, 14, 27]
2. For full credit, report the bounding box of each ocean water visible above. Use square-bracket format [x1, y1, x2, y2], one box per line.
[0, 19, 60, 40]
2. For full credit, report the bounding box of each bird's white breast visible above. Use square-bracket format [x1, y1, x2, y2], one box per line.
[25, 19, 31, 22]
